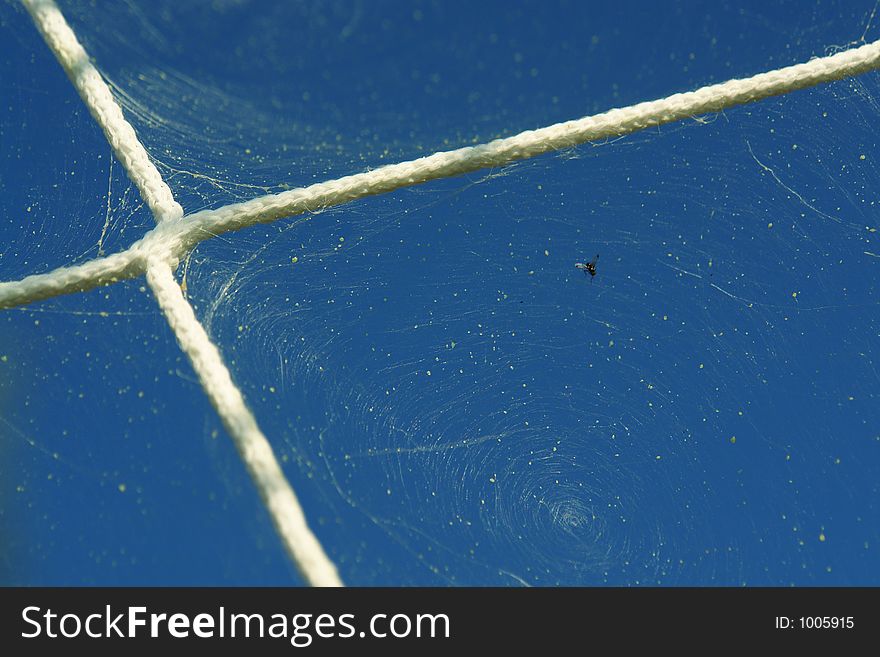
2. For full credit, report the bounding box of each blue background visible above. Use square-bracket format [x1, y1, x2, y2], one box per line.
[1, 0, 878, 585]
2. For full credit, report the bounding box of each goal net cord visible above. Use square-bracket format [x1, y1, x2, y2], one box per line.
[5, 0, 880, 586]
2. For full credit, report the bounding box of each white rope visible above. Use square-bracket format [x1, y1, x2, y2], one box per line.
[15, 0, 341, 588]
[145, 258, 343, 587]
[22, 0, 183, 223]
[0, 219, 178, 309]
[4, 34, 879, 311]
[0, 249, 140, 309]
[176, 37, 880, 248]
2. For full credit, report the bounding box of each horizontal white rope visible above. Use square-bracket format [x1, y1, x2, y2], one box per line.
[177, 36, 880, 249]
[0, 219, 181, 309]
[3, 35, 880, 313]
[22, 0, 183, 223]
[0, 249, 140, 309]
[145, 259, 343, 587]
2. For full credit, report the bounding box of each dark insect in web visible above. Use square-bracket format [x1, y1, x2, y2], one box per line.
[575, 254, 599, 281]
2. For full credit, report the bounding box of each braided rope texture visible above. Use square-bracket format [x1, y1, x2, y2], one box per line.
[22, 0, 183, 223]
[146, 261, 342, 586]
[15, 0, 340, 587]
[3, 36, 879, 311]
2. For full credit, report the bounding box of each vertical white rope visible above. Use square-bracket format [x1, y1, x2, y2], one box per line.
[22, 0, 183, 223]
[145, 258, 343, 587]
[19, 0, 341, 586]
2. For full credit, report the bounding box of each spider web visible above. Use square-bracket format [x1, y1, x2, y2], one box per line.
[2, 0, 880, 585]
